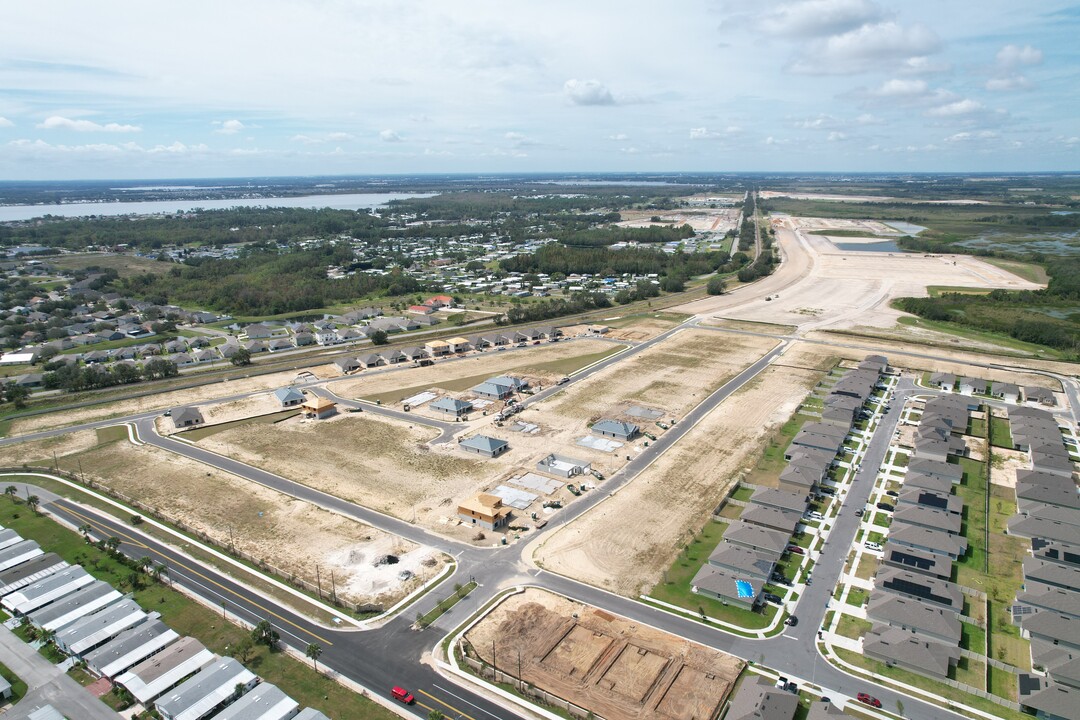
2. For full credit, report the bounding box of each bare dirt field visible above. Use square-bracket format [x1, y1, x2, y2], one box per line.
[10, 365, 334, 436]
[534, 341, 837, 595]
[544, 329, 780, 423]
[10, 434, 443, 607]
[332, 338, 617, 403]
[463, 588, 743, 720]
[991, 448, 1028, 488]
[677, 218, 1041, 336]
[614, 207, 740, 235]
[759, 191, 990, 205]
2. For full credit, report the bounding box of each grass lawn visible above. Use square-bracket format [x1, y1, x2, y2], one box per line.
[835, 614, 872, 640]
[980, 257, 1049, 285]
[418, 581, 477, 627]
[845, 587, 868, 607]
[649, 520, 777, 629]
[833, 647, 1030, 720]
[854, 555, 879, 581]
[966, 417, 987, 438]
[893, 451, 909, 467]
[742, 412, 817, 487]
[731, 486, 755, 502]
[866, 531, 886, 545]
[989, 416, 1013, 448]
[988, 665, 1019, 701]
[896, 315, 1064, 359]
[184, 409, 300, 441]
[514, 345, 626, 376]
[953, 657, 985, 690]
[872, 513, 891, 528]
[0, 500, 399, 720]
[0, 661, 28, 704]
[717, 503, 744, 520]
[961, 622, 987, 653]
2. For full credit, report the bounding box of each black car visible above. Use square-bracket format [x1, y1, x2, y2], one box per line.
[876, 502, 895, 512]
[819, 487, 836, 496]
[886, 490, 899, 497]
[785, 616, 799, 626]
[763, 593, 783, 605]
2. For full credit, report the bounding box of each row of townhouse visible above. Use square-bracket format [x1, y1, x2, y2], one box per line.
[0, 524, 330, 720]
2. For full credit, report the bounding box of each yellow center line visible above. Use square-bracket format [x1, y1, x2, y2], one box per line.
[60, 504, 334, 647]
[417, 688, 479, 720]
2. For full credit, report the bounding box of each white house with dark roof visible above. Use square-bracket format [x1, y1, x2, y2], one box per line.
[590, 419, 639, 441]
[459, 435, 508, 458]
[272, 387, 305, 408]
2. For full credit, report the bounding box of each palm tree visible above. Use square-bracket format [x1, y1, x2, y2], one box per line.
[153, 562, 169, 585]
[105, 536, 121, 553]
[4, 485, 17, 503]
[26, 494, 40, 514]
[39, 627, 56, 647]
[78, 523, 93, 541]
[305, 643, 322, 671]
[137, 556, 153, 574]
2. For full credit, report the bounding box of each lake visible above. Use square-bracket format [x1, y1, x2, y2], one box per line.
[0, 192, 436, 222]
[833, 240, 904, 253]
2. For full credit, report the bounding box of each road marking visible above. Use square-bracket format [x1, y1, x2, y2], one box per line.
[420, 688, 481, 720]
[60, 504, 334, 646]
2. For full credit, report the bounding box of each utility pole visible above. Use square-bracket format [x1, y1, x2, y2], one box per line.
[330, 570, 337, 604]
[492, 640, 496, 683]
[315, 565, 322, 598]
[517, 649, 522, 691]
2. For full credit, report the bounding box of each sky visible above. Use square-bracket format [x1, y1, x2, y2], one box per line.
[0, 0, 1078, 179]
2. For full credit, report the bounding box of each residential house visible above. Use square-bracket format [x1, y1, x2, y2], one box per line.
[116, 638, 216, 706]
[722, 521, 790, 560]
[154, 656, 257, 720]
[85, 619, 180, 679]
[864, 625, 960, 679]
[272, 387, 305, 408]
[590, 419, 639, 442]
[867, 593, 962, 645]
[723, 676, 798, 720]
[171, 407, 204, 429]
[459, 435, 509, 458]
[888, 523, 967, 560]
[457, 493, 511, 530]
[690, 564, 763, 611]
[211, 683, 299, 720]
[430, 397, 473, 417]
[749, 487, 807, 515]
[875, 566, 964, 611]
[299, 397, 336, 420]
[881, 542, 952, 579]
[244, 324, 274, 339]
[891, 505, 963, 535]
[357, 353, 385, 369]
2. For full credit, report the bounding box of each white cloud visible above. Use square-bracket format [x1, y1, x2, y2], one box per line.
[607, 133, 629, 141]
[794, 114, 840, 129]
[690, 127, 721, 140]
[148, 141, 209, 154]
[789, 21, 941, 75]
[856, 113, 884, 125]
[945, 130, 997, 143]
[379, 129, 403, 142]
[756, 0, 886, 38]
[898, 55, 949, 74]
[985, 75, 1032, 92]
[291, 134, 323, 145]
[505, 131, 539, 147]
[0, 117, 13, 128]
[563, 79, 615, 106]
[327, 132, 354, 141]
[997, 44, 1042, 68]
[925, 98, 982, 117]
[620, 146, 640, 154]
[37, 115, 141, 133]
[764, 136, 790, 145]
[872, 78, 928, 97]
[827, 131, 847, 141]
[214, 119, 246, 135]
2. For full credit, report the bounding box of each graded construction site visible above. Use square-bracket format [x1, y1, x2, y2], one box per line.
[462, 588, 743, 720]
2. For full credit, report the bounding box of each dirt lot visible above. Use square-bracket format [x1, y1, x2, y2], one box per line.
[674, 217, 1041, 335]
[534, 341, 836, 595]
[10, 364, 337, 436]
[332, 338, 618, 403]
[463, 588, 743, 720]
[2, 434, 443, 607]
[99, 443, 446, 606]
[614, 207, 740, 235]
[544, 329, 779, 423]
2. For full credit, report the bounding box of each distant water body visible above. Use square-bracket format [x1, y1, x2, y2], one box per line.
[0, 192, 436, 222]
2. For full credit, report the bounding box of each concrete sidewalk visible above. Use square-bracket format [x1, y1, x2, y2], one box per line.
[0, 624, 120, 719]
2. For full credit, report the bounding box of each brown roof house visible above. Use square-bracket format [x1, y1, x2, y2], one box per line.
[458, 493, 511, 531]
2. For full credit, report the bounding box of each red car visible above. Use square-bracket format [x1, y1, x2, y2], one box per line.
[857, 692, 882, 708]
[786, 545, 805, 555]
[391, 686, 415, 704]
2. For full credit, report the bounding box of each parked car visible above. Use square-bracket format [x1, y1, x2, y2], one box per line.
[786, 545, 805, 555]
[864, 541, 883, 551]
[857, 693, 882, 708]
[876, 502, 895, 512]
[391, 686, 415, 704]
[854, 509, 864, 517]
[785, 616, 798, 626]
[764, 593, 783, 605]
[819, 487, 836, 496]
[804, 511, 825, 521]
[886, 490, 899, 497]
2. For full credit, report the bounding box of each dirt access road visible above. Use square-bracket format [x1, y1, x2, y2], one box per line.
[674, 215, 1041, 334]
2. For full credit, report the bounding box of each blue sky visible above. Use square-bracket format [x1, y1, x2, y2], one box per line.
[0, 0, 1077, 179]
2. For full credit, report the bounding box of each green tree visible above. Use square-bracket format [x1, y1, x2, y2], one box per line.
[230, 348, 252, 366]
[428, 711, 446, 720]
[4, 485, 17, 503]
[230, 635, 255, 663]
[251, 620, 279, 648]
[306, 642, 323, 671]
[26, 494, 40, 514]
[706, 276, 727, 295]
[368, 329, 389, 345]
